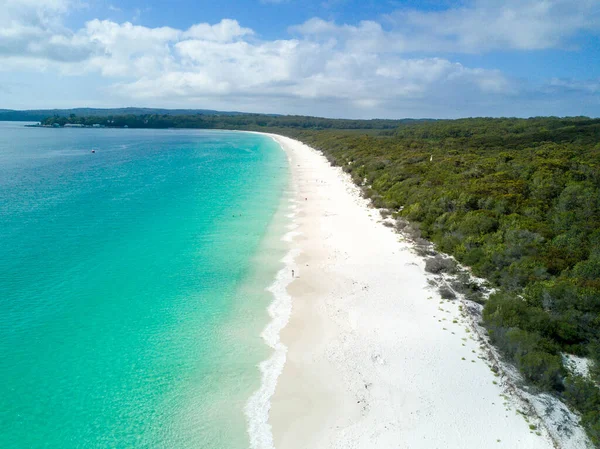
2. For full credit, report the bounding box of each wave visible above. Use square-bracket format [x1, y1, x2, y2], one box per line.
[245, 198, 300, 449]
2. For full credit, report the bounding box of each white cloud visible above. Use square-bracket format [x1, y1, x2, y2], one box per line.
[81, 20, 179, 76]
[293, 1, 600, 53]
[0, 0, 95, 64]
[0, 0, 597, 117]
[111, 40, 511, 117]
[386, 0, 600, 52]
[0, 2, 511, 110]
[547, 78, 600, 94]
[183, 19, 254, 42]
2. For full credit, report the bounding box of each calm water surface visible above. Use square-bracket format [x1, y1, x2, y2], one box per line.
[0, 122, 288, 448]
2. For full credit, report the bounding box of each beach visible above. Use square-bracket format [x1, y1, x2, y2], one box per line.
[264, 134, 556, 449]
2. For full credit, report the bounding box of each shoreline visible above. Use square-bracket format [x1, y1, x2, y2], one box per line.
[244, 138, 300, 449]
[244, 131, 591, 449]
[257, 133, 560, 449]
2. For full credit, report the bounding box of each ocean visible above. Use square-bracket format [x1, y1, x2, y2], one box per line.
[0, 122, 291, 448]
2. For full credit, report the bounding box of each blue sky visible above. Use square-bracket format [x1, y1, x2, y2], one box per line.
[1, 0, 599, 118]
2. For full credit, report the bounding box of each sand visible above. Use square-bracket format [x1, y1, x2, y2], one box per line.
[261, 133, 557, 449]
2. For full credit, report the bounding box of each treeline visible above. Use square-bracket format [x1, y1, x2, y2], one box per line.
[0, 107, 244, 121]
[280, 117, 600, 445]
[41, 113, 425, 130]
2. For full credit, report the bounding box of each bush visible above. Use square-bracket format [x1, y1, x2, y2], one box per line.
[564, 376, 600, 444]
[564, 375, 600, 411]
[438, 285, 457, 299]
[517, 351, 564, 390]
[487, 327, 564, 389]
[425, 255, 457, 274]
[483, 293, 530, 329]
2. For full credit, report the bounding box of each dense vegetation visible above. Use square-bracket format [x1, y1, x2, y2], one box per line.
[38, 113, 600, 443]
[41, 113, 425, 130]
[0, 107, 248, 122]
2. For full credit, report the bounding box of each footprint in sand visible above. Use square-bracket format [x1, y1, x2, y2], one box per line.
[371, 354, 385, 365]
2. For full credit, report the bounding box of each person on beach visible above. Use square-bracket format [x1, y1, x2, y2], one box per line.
[292, 269, 295, 277]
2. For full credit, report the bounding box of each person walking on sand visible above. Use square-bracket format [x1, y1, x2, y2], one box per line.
[292, 269, 295, 278]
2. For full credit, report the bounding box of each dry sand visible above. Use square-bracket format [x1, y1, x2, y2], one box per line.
[261, 134, 557, 449]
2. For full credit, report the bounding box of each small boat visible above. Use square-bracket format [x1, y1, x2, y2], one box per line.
[91, 149, 96, 153]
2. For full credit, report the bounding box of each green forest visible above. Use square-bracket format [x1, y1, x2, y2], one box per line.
[41, 112, 423, 130]
[42, 114, 600, 443]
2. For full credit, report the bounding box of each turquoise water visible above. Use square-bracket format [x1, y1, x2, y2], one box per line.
[0, 123, 288, 448]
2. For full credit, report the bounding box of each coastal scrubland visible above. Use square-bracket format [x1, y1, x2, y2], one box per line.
[285, 118, 600, 445]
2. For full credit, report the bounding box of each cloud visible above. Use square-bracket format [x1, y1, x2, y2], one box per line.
[0, 0, 598, 117]
[183, 19, 254, 42]
[111, 38, 512, 116]
[294, 0, 600, 53]
[546, 78, 600, 94]
[0, 0, 96, 64]
[386, 0, 600, 52]
[81, 20, 179, 76]
[0, 1, 512, 110]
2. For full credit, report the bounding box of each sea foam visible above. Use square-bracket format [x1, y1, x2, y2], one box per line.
[245, 198, 300, 449]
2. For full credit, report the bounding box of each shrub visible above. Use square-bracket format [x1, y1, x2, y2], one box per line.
[516, 351, 564, 390]
[425, 255, 457, 274]
[438, 285, 456, 299]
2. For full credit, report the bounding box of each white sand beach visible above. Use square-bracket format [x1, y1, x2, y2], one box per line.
[263, 134, 557, 449]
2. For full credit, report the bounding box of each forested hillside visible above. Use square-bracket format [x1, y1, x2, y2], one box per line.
[41, 113, 424, 130]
